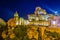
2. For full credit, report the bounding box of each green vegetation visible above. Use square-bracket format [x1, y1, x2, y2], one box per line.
[14, 25, 27, 40]
[4, 25, 28, 40]
[45, 30, 60, 40]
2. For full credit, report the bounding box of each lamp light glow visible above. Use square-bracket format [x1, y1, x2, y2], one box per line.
[52, 21, 56, 25]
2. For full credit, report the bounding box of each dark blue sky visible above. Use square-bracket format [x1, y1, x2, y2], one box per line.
[0, 0, 60, 21]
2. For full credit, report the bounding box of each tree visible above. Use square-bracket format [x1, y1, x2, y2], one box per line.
[14, 25, 27, 40]
[45, 30, 60, 40]
[0, 18, 6, 27]
[0, 18, 7, 40]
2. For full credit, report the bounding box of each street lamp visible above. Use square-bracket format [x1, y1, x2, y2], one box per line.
[52, 21, 56, 25]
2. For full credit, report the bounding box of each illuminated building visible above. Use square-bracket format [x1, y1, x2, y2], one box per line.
[7, 7, 59, 28]
[28, 7, 52, 26]
[8, 7, 57, 26]
[18, 17, 24, 25]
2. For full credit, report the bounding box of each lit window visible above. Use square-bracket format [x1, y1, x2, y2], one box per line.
[29, 19, 32, 21]
[24, 21, 30, 25]
[16, 22, 18, 25]
[19, 21, 21, 25]
[36, 17, 39, 21]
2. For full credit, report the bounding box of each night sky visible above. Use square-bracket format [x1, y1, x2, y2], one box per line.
[0, 0, 60, 21]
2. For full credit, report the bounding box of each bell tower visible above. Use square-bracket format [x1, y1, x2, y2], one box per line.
[14, 11, 19, 25]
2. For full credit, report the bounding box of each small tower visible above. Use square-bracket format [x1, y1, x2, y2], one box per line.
[35, 7, 41, 15]
[35, 7, 46, 15]
[14, 11, 19, 17]
[35, 7, 41, 11]
[14, 11, 19, 25]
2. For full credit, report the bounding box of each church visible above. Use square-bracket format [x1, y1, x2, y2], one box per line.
[7, 6, 59, 27]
